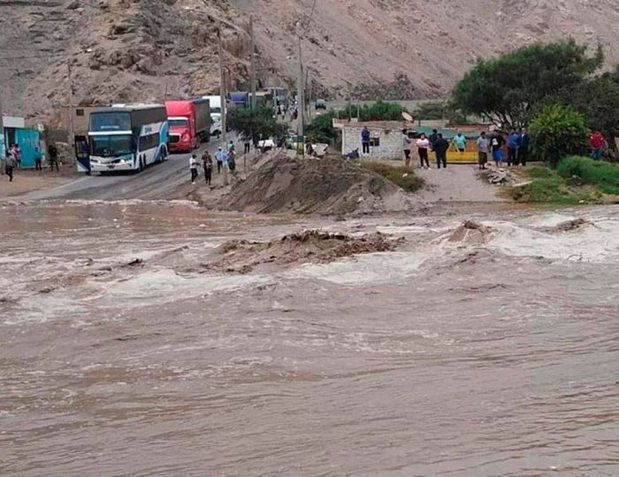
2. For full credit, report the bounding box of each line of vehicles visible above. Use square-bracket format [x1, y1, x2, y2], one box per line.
[76, 87, 289, 174]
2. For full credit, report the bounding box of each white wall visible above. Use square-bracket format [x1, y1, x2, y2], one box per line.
[342, 126, 403, 159]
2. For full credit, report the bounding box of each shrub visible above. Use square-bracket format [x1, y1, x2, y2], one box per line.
[557, 156, 619, 194]
[360, 161, 424, 192]
[529, 105, 588, 167]
[513, 177, 599, 204]
[227, 107, 287, 143]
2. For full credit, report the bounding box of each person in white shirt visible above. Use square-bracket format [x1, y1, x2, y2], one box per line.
[189, 154, 199, 183]
[416, 133, 430, 169]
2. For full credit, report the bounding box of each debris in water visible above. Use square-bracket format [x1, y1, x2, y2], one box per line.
[440, 220, 494, 245]
[205, 230, 404, 273]
[542, 218, 589, 233]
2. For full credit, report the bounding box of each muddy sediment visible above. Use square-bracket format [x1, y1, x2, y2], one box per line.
[438, 220, 495, 245]
[221, 152, 415, 215]
[205, 230, 404, 273]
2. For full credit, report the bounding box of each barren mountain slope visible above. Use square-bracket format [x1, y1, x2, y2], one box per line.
[1, 0, 618, 122]
[241, 0, 619, 97]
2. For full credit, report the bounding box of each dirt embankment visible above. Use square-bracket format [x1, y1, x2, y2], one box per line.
[220, 152, 416, 215]
[205, 230, 403, 273]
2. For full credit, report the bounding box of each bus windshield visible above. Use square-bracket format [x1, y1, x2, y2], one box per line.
[90, 135, 133, 157]
[90, 112, 131, 132]
[168, 118, 188, 128]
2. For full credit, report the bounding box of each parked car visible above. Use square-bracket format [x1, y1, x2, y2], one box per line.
[315, 99, 327, 110]
[257, 139, 276, 153]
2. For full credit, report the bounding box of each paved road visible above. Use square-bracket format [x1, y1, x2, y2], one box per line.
[19, 140, 224, 201]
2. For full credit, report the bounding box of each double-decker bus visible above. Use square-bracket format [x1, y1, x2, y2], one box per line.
[88, 105, 168, 173]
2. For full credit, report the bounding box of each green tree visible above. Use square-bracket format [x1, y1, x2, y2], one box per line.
[529, 105, 588, 167]
[560, 69, 619, 144]
[227, 107, 287, 143]
[452, 40, 603, 129]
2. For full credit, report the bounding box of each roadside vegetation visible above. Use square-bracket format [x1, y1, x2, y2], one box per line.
[452, 40, 618, 169]
[360, 161, 424, 193]
[227, 106, 287, 144]
[511, 157, 619, 204]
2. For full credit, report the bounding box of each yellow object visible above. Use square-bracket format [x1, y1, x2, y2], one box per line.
[446, 150, 478, 164]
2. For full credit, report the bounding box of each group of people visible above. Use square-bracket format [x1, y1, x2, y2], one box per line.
[3, 143, 60, 182]
[189, 140, 237, 186]
[476, 128, 530, 170]
[399, 127, 532, 171]
[401, 129, 471, 170]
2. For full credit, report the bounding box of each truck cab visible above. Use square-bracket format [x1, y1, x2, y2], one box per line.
[167, 116, 195, 152]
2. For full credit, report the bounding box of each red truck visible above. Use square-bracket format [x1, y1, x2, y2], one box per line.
[165, 99, 211, 153]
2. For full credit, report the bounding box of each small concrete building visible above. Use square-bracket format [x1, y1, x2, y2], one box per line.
[339, 121, 407, 159]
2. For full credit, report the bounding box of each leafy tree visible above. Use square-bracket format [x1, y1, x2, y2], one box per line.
[227, 107, 287, 143]
[452, 40, 603, 129]
[559, 69, 619, 144]
[529, 105, 588, 167]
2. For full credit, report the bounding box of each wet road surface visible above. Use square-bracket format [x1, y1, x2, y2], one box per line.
[0, 202, 618, 476]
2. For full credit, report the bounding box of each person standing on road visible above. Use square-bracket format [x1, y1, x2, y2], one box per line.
[507, 130, 521, 166]
[416, 133, 431, 169]
[34, 146, 43, 171]
[476, 131, 489, 170]
[189, 154, 199, 184]
[490, 132, 505, 167]
[433, 134, 449, 169]
[589, 131, 604, 161]
[452, 131, 467, 153]
[402, 129, 412, 167]
[5, 149, 16, 181]
[202, 150, 213, 186]
[11, 144, 21, 168]
[228, 146, 237, 175]
[361, 126, 371, 155]
[215, 146, 225, 174]
[244, 136, 251, 154]
[48, 144, 59, 172]
[518, 127, 530, 166]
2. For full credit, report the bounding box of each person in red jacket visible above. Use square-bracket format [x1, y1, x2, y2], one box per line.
[589, 131, 604, 160]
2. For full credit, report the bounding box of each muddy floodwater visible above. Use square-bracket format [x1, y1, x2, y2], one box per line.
[1, 201, 618, 476]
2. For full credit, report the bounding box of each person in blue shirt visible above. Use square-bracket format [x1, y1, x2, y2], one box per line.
[507, 130, 521, 167]
[361, 126, 371, 155]
[452, 131, 467, 152]
[215, 147, 226, 174]
[518, 128, 530, 166]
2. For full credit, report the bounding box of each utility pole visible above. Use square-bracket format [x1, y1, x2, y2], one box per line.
[249, 15, 257, 109]
[296, 30, 304, 158]
[0, 86, 4, 172]
[218, 30, 229, 185]
[0, 86, 4, 159]
[67, 59, 75, 149]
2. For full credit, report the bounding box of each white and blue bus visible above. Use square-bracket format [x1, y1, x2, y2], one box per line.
[88, 105, 168, 173]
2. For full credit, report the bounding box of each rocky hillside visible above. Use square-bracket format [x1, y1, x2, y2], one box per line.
[1, 0, 618, 123]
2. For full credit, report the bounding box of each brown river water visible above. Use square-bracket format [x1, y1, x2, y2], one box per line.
[0, 201, 618, 476]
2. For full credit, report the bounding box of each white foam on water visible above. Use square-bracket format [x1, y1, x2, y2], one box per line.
[3, 295, 88, 325]
[283, 251, 429, 285]
[97, 269, 272, 305]
[487, 219, 619, 262]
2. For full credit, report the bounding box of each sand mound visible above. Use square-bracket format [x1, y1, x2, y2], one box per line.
[442, 220, 494, 245]
[221, 152, 414, 215]
[206, 230, 403, 273]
